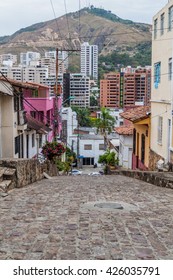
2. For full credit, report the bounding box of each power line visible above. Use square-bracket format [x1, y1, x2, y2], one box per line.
[0, 72, 55, 123]
[63, 0, 73, 49]
[49, 0, 63, 42]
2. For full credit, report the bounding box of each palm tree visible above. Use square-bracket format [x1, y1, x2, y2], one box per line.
[94, 107, 115, 150]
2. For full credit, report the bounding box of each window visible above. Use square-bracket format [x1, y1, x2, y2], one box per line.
[154, 62, 161, 88]
[15, 136, 20, 154]
[84, 144, 92, 150]
[154, 18, 158, 39]
[133, 129, 136, 154]
[168, 6, 173, 31]
[141, 134, 145, 164]
[32, 133, 35, 147]
[31, 111, 36, 118]
[99, 144, 104, 150]
[39, 134, 42, 148]
[32, 90, 38, 97]
[82, 157, 94, 165]
[158, 116, 163, 144]
[168, 58, 172, 80]
[160, 13, 165, 35]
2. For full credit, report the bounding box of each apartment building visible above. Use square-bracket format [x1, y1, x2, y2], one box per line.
[63, 73, 90, 108]
[100, 68, 151, 108]
[150, 0, 173, 168]
[20, 52, 41, 66]
[0, 66, 22, 81]
[44, 50, 68, 73]
[22, 66, 48, 84]
[0, 53, 17, 66]
[80, 42, 98, 81]
[100, 73, 120, 108]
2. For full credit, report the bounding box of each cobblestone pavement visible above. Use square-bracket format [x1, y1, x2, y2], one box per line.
[1, 174, 173, 260]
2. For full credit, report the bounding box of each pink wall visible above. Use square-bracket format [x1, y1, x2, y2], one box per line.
[23, 85, 63, 141]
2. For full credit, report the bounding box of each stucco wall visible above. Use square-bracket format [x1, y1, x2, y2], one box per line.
[0, 158, 58, 188]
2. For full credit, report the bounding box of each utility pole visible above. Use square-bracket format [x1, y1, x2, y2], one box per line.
[77, 120, 80, 168]
[53, 48, 80, 141]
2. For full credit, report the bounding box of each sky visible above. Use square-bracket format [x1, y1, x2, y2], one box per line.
[0, 0, 169, 36]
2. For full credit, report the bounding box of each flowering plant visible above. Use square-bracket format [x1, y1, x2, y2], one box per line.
[41, 141, 66, 161]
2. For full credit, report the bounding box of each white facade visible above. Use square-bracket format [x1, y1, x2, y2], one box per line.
[44, 50, 68, 73]
[151, 0, 173, 163]
[61, 107, 78, 149]
[80, 42, 98, 81]
[118, 134, 133, 169]
[69, 73, 90, 108]
[20, 52, 41, 66]
[79, 135, 106, 166]
[0, 66, 22, 81]
[23, 66, 48, 84]
[0, 53, 17, 66]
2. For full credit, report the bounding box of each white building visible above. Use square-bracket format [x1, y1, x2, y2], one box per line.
[69, 73, 90, 108]
[61, 107, 78, 149]
[23, 66, 48, 84]
[151, 0, 173, 167]
[20, 52, 41, 66]
[80, 42, 98, 81]
[0, 66, 22, 81]
[44, 50, 68, 73]
[115, 126, 133, 169]
[0, 53, 17, 66]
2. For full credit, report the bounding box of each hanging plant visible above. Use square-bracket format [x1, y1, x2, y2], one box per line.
[41, 141, 66, 161]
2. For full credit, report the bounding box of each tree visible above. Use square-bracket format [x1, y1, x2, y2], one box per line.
[94, 107, 115, 150]
[98, 149, 119, 174]
[71, 107, 92, 127]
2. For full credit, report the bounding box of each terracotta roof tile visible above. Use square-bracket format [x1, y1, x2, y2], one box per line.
[120, 106, 150, 122]
[26, 114, 51, 134]
[0, 76, 36, 89]
[115, 125, 133, 135]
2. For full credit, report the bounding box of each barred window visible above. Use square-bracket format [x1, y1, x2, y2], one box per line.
[158, 116, 163, 144]
[84, 144, 92, 150]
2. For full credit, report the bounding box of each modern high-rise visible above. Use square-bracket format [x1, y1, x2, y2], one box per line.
[63, 73, 90, 108]
[80, 42, 98, 81]
[100, 68, 151, 108]
[20, 52, 41, 66]
[0, 53, 17, 66]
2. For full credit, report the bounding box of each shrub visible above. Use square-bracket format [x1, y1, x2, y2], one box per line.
[41, 141, 66, 161]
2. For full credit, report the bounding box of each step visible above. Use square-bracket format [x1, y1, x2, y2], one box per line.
[0, 167, 6, 182]
[3, 168, 16, 180]
[0, 180, 12, 192]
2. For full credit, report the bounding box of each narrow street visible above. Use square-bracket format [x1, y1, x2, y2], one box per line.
[0, 173, 173, 260]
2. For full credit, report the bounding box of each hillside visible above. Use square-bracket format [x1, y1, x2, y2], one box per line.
[0, 6, 152, 60]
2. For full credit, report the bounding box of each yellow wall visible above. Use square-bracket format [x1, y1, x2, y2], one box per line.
[134, 118, 150, 168]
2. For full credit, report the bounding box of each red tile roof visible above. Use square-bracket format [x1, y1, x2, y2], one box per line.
[115, 125, 133, 135]
[26, 81, 49, 89]
[0, 76, 36, 89]
[26, 114, 51, 134]
[120, 106, 150, 123]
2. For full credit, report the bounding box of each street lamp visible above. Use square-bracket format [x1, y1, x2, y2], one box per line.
[62, 96, 75, 107]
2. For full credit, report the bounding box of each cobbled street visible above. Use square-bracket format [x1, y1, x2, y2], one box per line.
[0, 174, 173, 260]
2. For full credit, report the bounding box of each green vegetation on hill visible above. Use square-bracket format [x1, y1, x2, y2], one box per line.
[98, 42, 151, 79]
[86, 6, 150, 32]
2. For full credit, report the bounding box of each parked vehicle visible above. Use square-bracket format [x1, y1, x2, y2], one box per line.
[69, 169, 82, 175]
[88, 172, 101, 176]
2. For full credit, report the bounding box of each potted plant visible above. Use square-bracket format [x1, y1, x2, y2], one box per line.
[41, 141, 66, 162]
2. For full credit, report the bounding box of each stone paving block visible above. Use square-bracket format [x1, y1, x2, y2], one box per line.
[0, 174, 173, 259]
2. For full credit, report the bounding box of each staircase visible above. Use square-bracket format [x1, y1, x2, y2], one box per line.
[0, 167, 16, 195]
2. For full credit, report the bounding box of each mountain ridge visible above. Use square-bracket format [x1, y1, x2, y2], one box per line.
[0, 7, 152, 60]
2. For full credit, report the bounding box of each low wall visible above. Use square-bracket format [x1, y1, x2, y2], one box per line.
[113, 169, 173, 189]
[149, 149, 164, 171]
[0, 158, 58, 188]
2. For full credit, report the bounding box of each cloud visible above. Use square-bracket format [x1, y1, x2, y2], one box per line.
[0, 0, 169, 36]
